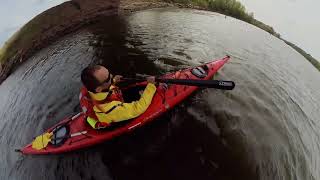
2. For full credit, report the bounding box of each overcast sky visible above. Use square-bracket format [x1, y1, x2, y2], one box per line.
[0, 0, 319, 60]
[238, 0, 320, 60]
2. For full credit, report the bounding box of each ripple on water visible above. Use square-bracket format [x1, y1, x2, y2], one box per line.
[0, 8, 319, 180]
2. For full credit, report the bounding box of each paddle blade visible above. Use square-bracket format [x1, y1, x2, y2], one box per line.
[214, 80, 235, 90]
[157, 79, 235, 90]
[191, 80, 235, 90]
[31, 132, 53, 150]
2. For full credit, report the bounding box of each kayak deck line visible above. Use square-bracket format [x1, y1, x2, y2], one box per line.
[128, 122, 142, 130]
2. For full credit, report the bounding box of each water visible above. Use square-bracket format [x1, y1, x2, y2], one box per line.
[0, 8, 320, 180]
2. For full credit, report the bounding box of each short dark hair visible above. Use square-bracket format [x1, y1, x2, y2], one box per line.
[81, 65, 102, 92]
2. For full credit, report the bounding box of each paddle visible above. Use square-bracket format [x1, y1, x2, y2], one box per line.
[121, 77, 235, 90]
[31, 131, 87, 150]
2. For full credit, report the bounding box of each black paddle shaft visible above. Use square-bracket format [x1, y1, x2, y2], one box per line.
[156, 78, 235, 90]
[120, 77, 235, 90]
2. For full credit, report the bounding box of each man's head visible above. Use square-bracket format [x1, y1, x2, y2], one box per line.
[81, 65, 113, 93]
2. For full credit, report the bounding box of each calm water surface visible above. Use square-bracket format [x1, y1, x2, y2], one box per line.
[0, 8, 319, 180]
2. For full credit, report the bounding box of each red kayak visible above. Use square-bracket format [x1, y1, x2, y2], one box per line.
[18, 56, 230, 155]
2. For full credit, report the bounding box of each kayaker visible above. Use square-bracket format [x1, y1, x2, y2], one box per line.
[79, 65, 157, 129]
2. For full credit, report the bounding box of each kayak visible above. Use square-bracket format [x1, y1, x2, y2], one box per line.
[18, 56, 230, 155]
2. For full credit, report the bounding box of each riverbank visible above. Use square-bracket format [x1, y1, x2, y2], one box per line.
[0, 0, 318, 85]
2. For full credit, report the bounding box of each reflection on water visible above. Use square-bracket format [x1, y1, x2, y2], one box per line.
[0, 8, 320, 180]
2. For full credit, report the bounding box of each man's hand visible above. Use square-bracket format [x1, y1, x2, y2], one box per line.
[113, 75, 123, 84]
[146, 76, 156, 84]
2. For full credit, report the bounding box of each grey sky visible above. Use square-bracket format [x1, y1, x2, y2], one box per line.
[238, 0, 320, 60]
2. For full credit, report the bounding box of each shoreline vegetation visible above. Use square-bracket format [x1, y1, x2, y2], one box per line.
[0, 0, 319, 84]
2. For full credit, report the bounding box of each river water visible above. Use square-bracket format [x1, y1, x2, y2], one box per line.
[0, 8, 319, 180]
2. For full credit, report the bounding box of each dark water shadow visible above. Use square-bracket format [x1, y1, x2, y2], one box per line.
[95, 97, 257, 180]
[86, 15, 162, 77]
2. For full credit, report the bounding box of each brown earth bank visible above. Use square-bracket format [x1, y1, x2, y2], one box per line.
[0, 0, 202, 85]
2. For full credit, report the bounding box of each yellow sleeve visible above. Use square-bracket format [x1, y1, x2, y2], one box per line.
[94, 83, 157, 123]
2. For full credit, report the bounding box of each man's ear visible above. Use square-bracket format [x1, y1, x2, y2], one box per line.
[95, 86, 102, 93]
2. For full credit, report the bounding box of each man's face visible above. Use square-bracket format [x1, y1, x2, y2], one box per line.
[94, 66, 113, 93]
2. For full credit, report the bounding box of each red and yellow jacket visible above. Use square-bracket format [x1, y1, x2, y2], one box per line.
[80, 83, 156, 129]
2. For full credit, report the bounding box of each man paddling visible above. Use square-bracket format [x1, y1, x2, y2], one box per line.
[79, 65, 156, 129]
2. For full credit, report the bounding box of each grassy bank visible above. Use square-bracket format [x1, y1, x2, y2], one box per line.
[0, 33, 18, 64]
[0, 19, 41, 65]
[164, 0, 320, 71]
[282, 39, 320, 70]
[0, 3, 70, 66]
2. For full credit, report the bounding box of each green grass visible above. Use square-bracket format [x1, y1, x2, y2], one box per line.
[0, 32, 19, 64]
[0, 16, 43, 64]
